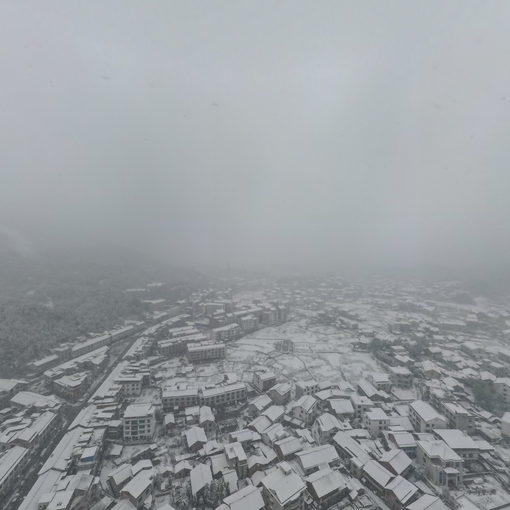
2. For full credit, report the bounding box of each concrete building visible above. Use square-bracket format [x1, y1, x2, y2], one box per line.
[363, 408, 390, 438]
[211, 324, 241, 343]
[0, 445, 30, 500]
[253, 371, 277, 392]
[123, 404, 155, 442]
[200, 383, 247, 408]
[388, 366, 413, 388]
[291, 396, 318, 426]
[495, 378, 510, 404]
[115, 374, 143, 397]
[225, 441, 248, 478]
[434, 429, 479, 462]
[368, 372, 392, 392]
[305, 468, 348, 509]
[312, 413, 342, 444]
[53, 372, 91, 401]
[296, 444, 340, 475]
[409, 401, 448, 433]
[502, 412, 510, 438]
[219, 485, 264, 510]
[187, 342, 225, 363]
[261, 461, 306, 510]
[268, 383, 292, 405]
[416, 440, 463, 489]
[162, 387, 199, 411]
[295, 380, 319, 398]
[441, 402, 475, 433]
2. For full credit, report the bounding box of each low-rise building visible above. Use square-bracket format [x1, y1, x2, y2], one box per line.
[295, 444, 340, 475]
[295, 380, 319, 398]
[218, 485, 265, 510]
[305, 468, 348, 509]
[268, 383, 292, 405]
[261, 461, 306, 510]
[120, 470, 153, 508]
[291, 396, 318, 426]
[185, 426, 207, 452]
[312, 413, 342, 444]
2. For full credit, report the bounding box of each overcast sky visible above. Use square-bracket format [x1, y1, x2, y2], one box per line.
[1, 1, 510, 277]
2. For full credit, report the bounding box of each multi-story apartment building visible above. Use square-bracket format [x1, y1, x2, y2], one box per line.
[495, 378, 510, 404]
[123, 404, 155, 442]
[13, 411, 60, 452]
[158, 333, 208, 356]
[200, 383, 247, 408]
[388, 366, 413, 388]
[115, 374, 143, 397]
[442, 402, 475, 433]
[363, 408, 390, 438]
[187, 342, 225, 363]
[162, 387, 199, 411]
[0, 446, 30, 500]
[368, 372, 392, 392]
[211, 323, 241, 343]
[53, 372, 91, 401]
[253, 371, 277, 392]
[416, 440, 463, 489]
[409, 400, 448, 433]
[295, 380, 319, 398]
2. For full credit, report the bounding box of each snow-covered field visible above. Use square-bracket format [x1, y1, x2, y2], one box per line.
[225, 314, 383, 386]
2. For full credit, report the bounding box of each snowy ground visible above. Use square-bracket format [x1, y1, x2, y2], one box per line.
[225, 313, 383, 387]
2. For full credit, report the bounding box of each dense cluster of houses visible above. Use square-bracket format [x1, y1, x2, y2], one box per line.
[1, 278, 510, 510]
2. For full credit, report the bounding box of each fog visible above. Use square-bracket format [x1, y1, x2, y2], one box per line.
[1, 1, 510, 279]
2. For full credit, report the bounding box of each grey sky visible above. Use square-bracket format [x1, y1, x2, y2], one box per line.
[1, 1, 510, 275]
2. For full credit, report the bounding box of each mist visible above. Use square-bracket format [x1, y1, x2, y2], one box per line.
[1, 0, 510, 280]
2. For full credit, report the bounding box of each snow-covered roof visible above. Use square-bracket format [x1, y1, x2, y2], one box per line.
[385, 475, 418, 504]
[185, 426, 207, 447]
[295, 444, 338, 471]
[407, 494, 449, 510]
[260, 462, 305, 505]
[417, 440, 462, 462]
[410, 400, 447, 423]
[190, 463, 212, 496]
[306, 468, 347, 498]
[434, 429, 479, 451]
[362, 460, 394, 488]
[220, 484, 265, 510]
[379, 449, 412, 475]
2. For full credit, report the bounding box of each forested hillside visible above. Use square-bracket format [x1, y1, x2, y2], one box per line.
[0, 246, 191, 377]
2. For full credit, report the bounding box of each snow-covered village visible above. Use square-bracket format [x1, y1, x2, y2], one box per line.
[2, 277, 510, 510]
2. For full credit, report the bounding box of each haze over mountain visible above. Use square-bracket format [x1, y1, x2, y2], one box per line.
[1, 1, 510, 281]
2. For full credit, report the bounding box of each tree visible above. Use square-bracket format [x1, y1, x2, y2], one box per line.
[472, 380, 508, 415]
